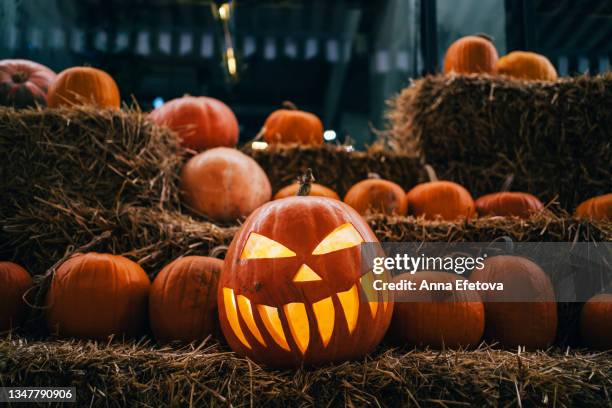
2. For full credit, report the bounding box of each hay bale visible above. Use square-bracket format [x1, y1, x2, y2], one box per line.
[367, 213, 612, 242]
[0, 106, 184, 218]
[243, 144, 421, 197]
[0, 337, 610, 407]
[386, 74, 612, 210]
[2, 201, 236, 277]
[0, 106, 192, 274]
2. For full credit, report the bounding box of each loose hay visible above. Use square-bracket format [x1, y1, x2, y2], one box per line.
[243, 143, 421, 197]
[0, 337, 609, 407]
[386, 74, 612, 210]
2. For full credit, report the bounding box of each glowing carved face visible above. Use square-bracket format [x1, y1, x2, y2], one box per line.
[218, 196, 393, 367]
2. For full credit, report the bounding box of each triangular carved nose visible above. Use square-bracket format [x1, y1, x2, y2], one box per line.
[293, 264, 322, 282]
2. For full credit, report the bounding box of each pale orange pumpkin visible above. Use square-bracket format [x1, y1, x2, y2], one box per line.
[390, 272, 484, 349]
[344, 176, 407, 215]
[0, 59, 56, 108]
[262, 101, 323, 145]
[48, 66, 120, 108]
[0, 262, 33, 331]
[444, 34, 499, 75]
[274, 182, 339, 200]
[406, 166, 475, 220]
[497, 51, 558, 81]
[575, 193, 612, 221]
[180, 147, 272, 222]
[580, 293, 612, 350]
[150, 256, 222, 343]
[149, 96, 239, 151]
[470, 255, 557, 349]
[45, 252, 150, 340]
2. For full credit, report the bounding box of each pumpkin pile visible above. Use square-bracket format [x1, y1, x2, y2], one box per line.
[444, 34, 558, 81]
[1, 50, 611, 376]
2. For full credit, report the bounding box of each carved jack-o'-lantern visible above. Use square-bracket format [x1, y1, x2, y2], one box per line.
[219, 173, 393, 367]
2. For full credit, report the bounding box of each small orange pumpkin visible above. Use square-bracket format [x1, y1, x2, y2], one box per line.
[47, 66, 120, 108]
[390, 272, 484, 349]
[45, 252, 150, 340]
[444, 34, 499, 75]
[470, 255, 557, 349]
[575, 193, 612, 221]
[475, 175, 544, 218]
[406, 166, 475, 220]
[180, 147, 272, 222]
[150, 256, 222, 343]
[274, 182, 339, 200]
[497, 51, 557, 81]
[149, 96, 239, 151]
[262, 101, 323, 145]
[344, 175, 407, 215]
[580, 293, 612, 350]
[0, 262, 33, 331]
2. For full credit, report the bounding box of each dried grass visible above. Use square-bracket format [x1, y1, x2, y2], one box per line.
[243, 143, 421, 197]
[0, 336, 609, 407]
[386, 74, 612, 210]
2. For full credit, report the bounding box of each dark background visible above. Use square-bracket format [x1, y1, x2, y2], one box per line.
[1, 0, 611, 148]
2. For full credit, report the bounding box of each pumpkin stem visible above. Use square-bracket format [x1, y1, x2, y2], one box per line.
[11, 72, 28, 83]
[297, 168, 315, 196]
[474, 32, 494, 43]
[501, 174, 514, 192]
[282, 101, 298, 110]
[424, 164, 438, 182]
[368, 172, 381, 179]
[210, 245, 228, 259]
[490, 235, 515, 255]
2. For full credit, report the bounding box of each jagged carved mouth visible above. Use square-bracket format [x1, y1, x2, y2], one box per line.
[222, 275, 390, 355]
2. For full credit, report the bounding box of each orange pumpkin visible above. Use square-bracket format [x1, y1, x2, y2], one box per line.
[180, 147, 272, 222]
[497, 51, 557, 81]
[45, 252, 150, 340]
[0, 59, 56, 108]
[470, 255, 557, 349]
[475, 175, 544, 218]
[274, 182, 339, 200]
[580, 293, 612, 350]
[406, 166, 475, 220]
[47, 66, 120, 108]
[150, 256, 222, 343]
[344, 176, 407, 215]
[149, 96, 239, 151]
[218, 174, 393, 367]
[476, 192, 543, 218]
[390, 272, 484, 349]
[0, 262, 33, 331]
[575, 193, 612, 221]
[262, 101, 323, 145]
[444, 34, 499, 75]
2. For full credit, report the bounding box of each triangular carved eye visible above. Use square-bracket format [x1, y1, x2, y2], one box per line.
[312, 223, 364, 255]
[241, 232, 296, 260]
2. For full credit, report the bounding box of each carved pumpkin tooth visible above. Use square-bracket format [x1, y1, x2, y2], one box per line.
[236, 295, 266, 346]
[360, 273, 380, 318]
[312, 297, 335, 347]
[283, 303, 310, 354]
[222, 288, 251, 349]
[337, 283, 359, 334]
[257, 304, 290, 351]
